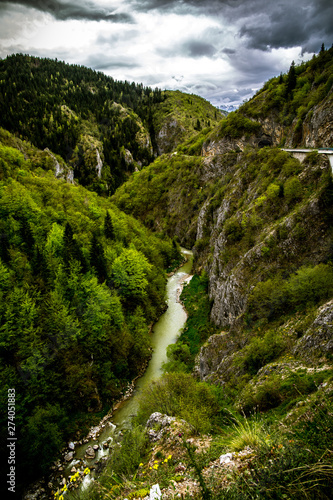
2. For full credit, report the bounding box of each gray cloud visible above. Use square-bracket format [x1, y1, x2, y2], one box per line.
[96, 30, 140, 45]
[84, 54, 140, 71]
[181, 40, 216, 58]
[0, 43, 73, 62]
[160, 39, 217, 59]
[0, 0, 134, 22]
[132, 0, 333, 53]
[238, 0, 333, 53]
[222, 48, 236, 55]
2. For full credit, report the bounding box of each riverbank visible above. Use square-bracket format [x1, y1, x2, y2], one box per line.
[23, 249, 193, 500]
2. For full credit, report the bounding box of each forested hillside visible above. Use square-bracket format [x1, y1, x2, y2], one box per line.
[0, 126, 180, 494]
[0, 54, 221, 195]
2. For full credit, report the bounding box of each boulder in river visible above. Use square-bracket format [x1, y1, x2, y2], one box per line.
[64, 451, 74, 462]
[85, 446, 96, 459]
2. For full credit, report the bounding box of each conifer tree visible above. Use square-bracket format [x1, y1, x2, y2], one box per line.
[20, 216, 35, 255]
[104, 211, 115, 239]
[63, 222, 75, 265]
[90, 233, 107, 283]
[286, 61, 297, 96]
[63, 222, 86, 271]
[0, 232, 10, 263]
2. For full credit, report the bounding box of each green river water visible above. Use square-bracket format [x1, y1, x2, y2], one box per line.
[112, 248, 193, 427]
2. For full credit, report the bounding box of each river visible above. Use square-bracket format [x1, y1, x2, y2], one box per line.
[61, 248, 193, 496]
[112, 247, 193, 427]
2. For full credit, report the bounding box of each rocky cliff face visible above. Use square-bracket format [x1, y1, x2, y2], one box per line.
[202, 87, 333, 160]
[256, 88, 333, 149]
[196, 71, 333, 330]
[193, 143, 333, 385]
[202, 153, 332, 329]
[302, 89, 333, 148]
[293, 298, 333, 361]
[156, 118, 186, 155]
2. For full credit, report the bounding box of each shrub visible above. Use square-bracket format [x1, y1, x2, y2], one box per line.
[240, 370, 323, 413]
[284, 176, 303, 203]
[282, 157, 302, 176]
[163, 342, 192, 373]
[248, 263, 333, 321]
[224, 413, 270, 451]
[224, 217, 244, 242]
[107, 424, 149, 476]
[218, 112, 261, 138]
[240, 330, 286, 375]
[287, 263, 333, 307]
[247, 276, 288, 320]
[137, 373, 220, 434]
[266, 183, 280, 200]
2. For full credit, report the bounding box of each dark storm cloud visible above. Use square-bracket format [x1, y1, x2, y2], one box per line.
[133, 0, 333, 52]
[131, 0, 235, 16]
[2, 0, 332, 52]
[1, 0, 331, 109]
[0, 0, 134, 22]
[238, 0, 333, 52]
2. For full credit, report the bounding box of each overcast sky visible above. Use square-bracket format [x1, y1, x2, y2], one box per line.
[0, 0, 332, 108]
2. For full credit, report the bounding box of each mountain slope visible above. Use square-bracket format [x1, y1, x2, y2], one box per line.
[101, 47, 333, 500]
[204, 46, 333, 156]
[152, 90, 223, 154]
[0, 54, 222, 195]
[0, 127, 180, 493]
[112, 46, 333, 396]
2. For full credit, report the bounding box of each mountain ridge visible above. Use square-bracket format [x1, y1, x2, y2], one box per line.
[0, 54, 222, 195]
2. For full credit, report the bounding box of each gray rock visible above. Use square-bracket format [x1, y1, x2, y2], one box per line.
[85, 446, 96, 459]
[64, 451, 74, 462]
[294, 299, 333, 360]
[220, 453, 233, 465]
[146, 412, 176, 442]
[194, 332, 239, 384]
